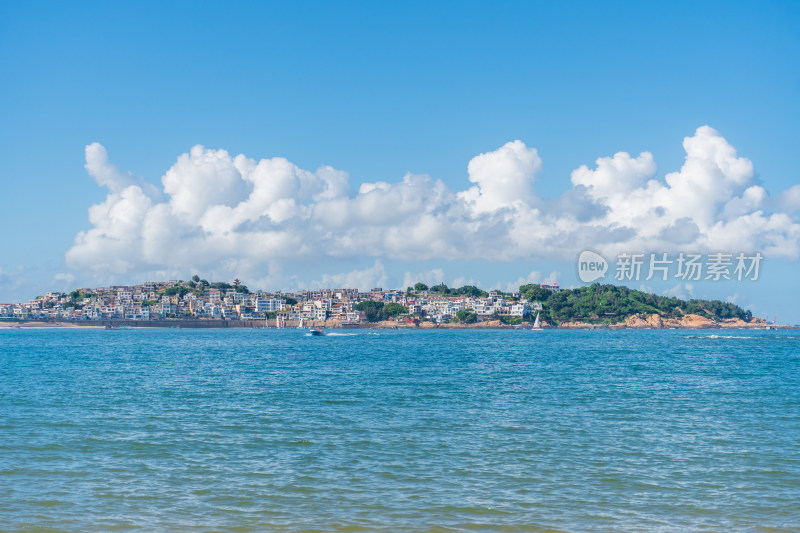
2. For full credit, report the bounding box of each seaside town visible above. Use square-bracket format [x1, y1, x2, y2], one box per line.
[2, 275, 777, 329]
[0, 277, 551, 326]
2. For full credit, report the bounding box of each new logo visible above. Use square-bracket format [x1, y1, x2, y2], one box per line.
[578, 250, 608, 283]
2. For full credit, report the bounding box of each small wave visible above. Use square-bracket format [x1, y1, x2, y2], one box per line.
[325, 332, 358, 337]
[687, 334, 755, 339]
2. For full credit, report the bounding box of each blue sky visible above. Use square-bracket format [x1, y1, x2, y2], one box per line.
[1, 1, 799, 322]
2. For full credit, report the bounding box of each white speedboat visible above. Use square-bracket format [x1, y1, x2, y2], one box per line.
[309, 327, 325, 336]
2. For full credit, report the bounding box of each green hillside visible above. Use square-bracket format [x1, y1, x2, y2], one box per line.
[521, 283, 753, 324]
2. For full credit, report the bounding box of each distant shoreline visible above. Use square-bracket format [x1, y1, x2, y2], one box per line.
[0, 316, 791, 330]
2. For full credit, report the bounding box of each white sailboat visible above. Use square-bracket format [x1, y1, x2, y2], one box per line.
[532, 312, 542, 330]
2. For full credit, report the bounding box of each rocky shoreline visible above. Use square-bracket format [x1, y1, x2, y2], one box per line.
[1, 314, 788, 330]
[369, 314, 784, 330]
[553, 313, 778, 330]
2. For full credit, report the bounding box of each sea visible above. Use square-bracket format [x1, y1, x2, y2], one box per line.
[1, 328, 799, 532]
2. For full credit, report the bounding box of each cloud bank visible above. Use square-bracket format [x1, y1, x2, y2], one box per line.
[66, 127, 800, 288]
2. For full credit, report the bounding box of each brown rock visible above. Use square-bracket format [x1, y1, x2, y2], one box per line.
[624, 314, 649, 328]
[677, 314, 716, 328]
[646, 314, 664, 328]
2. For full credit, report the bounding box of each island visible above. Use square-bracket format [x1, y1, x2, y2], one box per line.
[0, 277, 778, 329]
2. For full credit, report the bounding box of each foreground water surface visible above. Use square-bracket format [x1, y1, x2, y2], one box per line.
[1, 328, 799, 531]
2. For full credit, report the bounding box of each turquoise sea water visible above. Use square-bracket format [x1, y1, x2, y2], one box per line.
[1, 328, 799, 532]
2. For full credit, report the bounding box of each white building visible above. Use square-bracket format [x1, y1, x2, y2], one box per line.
[510, 303, 528, 317]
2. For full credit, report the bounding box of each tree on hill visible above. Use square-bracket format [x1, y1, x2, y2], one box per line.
[414, 282, 429, 291]
[455, 310, 478, 324]
[428, 283, 488, 297]
[161, 286, 190, 298]
[450, 285, 488, 297]
[69, 290, 86, 301]
[519, 284, 554, 302]
[430, 283, 449, 294]
[353, 301, 409, 322]
[383, 302, 408, 317]
[353, 301, 384, 322]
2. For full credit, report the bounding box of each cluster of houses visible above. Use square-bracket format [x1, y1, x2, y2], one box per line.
[0, 280, 558, 324]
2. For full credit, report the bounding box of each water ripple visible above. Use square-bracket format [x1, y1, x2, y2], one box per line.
[1, 328, 799, 531]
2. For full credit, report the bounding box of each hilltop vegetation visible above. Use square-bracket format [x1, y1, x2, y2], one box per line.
[410, 283, 488, 298]
[429, 284, 488, 298]
[353, 301, 409, 322]
[522, 283, 752, 323]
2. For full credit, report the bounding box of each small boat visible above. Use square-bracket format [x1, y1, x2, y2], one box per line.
[309, 327, 325, 336]
[532, 312, 542, 330]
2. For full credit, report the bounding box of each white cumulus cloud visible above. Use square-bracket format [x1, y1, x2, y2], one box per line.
[66, 127, 800, 288]
[85, 142, 161, 199]
[459, 140, 542, 212]
[402, 268, 447, 289]
[306, 260, 388, 291]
